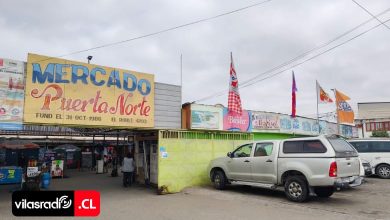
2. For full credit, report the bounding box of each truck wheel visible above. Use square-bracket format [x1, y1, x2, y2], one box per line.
[314, 187, 334, 198]
[213, 170, 226, 190]
[376, 164, 390, 179]
[284, 176, 309, 202]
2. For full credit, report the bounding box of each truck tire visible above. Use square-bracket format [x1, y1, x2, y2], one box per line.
[376, 164, 390, 179]
[284, 176, 309, 202]
[314, 187, 334, 198]
[213, 170, 226, 190]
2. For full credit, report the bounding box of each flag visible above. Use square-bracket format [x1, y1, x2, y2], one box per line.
[335, 89, 354, 124]
[316, 81, 333, 104]
[291, 71, 297, 118]
[228, 53, 242, 115]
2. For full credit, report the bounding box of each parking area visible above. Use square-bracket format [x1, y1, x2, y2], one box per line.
[0, 172, 389, 220]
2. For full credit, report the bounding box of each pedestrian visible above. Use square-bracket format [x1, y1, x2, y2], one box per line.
[122, 153, 134, 187]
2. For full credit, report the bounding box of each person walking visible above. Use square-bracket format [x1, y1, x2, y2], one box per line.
[122, 153, 135, 187]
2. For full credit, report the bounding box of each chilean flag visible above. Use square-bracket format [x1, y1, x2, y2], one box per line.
[291, 71, 297, 118]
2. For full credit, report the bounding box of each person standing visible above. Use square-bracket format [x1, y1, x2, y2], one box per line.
[122, 153, 134, 187]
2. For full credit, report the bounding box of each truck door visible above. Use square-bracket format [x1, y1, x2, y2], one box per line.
[226, 144, 253, 181]
[251, 142, 277, 183]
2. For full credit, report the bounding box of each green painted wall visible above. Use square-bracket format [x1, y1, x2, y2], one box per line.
[157, 131, 308, 193]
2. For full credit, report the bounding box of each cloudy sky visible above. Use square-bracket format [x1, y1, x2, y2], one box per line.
[1, 0, 389, 120]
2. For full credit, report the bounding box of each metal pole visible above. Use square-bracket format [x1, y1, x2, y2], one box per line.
[332, 89, 340, 135]
[316, 81, 320, 135]
[180, 54, 183, 88]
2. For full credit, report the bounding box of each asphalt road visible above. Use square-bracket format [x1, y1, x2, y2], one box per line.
[0, 171, 389, 220]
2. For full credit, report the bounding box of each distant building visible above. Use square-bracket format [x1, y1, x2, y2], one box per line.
[355, 102, 390, 138]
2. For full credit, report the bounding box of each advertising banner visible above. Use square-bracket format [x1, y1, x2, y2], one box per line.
[223, 108, 252, 132]
[24, 54, 154, 128]
[326, 123, 338, 135]
[51, 160, 64, 178]
[251, 112, 280, 131]
[0, 58, 25, 130]
[191, 104, 222, 130]
[279, 115, 328, 135]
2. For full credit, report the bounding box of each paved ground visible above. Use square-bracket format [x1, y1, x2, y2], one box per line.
[1, 170, 389, 220]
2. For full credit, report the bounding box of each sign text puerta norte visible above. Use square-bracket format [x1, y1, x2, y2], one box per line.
[24, 54, 154, 128]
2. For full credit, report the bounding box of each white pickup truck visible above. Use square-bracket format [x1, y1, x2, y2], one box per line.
[208, 135, 363, 202]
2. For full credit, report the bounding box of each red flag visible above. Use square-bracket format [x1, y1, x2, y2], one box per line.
[291, 71, 297, 117]
[228, 53, 242, 115]
[316, 81, 333, 104]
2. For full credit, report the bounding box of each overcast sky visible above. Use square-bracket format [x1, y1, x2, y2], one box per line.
[1, 0, 389, 120]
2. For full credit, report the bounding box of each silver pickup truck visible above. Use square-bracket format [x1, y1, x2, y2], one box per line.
[208, 135, 363, 202]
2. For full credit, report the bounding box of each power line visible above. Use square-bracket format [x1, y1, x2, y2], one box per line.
[352, 0, 390, 30]
[195, 10, 390, 102]
[239, 8, 390, 88]
[52, 1, 275, 58]
[0, 0, 273, 71]
[241, 17, 390, 88]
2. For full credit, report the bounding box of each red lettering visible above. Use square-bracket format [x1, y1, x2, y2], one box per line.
[31, 85, 152, 117]
[31, 84, 63, 110]
[92, 91, 102, 112]
[72, 99, 82, 111]
[97, 102, 108, 113]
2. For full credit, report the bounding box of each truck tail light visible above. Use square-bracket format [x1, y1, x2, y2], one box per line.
[329, 161, 337, 177]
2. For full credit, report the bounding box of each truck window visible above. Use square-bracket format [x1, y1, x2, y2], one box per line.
[328, 138, 355, 152]
[303, 141, 327, 153]
[328, 138, 358, 157]
[283, 140, 326, 153]
[254, 143, 273, 157]
[283, 141, 303, 153]
[232, 144, 252, 158]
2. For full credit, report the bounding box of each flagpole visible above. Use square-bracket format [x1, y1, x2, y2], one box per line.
[180, 54, 183, 88]
[332, 89, 340, 135]
[316, 81, 320, 135]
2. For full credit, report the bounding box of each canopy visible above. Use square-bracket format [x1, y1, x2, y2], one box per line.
[54, 144, 81, 151]
[0, 139, 39, 149]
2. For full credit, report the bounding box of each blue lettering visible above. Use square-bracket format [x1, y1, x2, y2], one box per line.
[138, 79, 151, 96]
[55, 64, 70, 83]
[107, 70, 121, 88]
[71, 65, 88, 84]
[32, 63, 55, 83]
[123, 72, 137, 92]
[90, 67, 106, 86]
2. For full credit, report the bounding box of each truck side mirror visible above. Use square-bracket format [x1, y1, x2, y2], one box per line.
[227, 152, 232, 158]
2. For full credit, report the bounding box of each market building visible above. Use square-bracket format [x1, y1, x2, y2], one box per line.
[355, 102, 390, 138]
[0, 54, 358, 194]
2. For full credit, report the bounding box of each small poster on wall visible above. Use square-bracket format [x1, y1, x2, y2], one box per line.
[51, 160, 64, 178]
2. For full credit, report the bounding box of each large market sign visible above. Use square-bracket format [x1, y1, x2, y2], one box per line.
[24, 53, 154, 128]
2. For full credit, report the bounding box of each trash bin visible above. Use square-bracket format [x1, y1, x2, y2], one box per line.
[41, 172, 51, 189]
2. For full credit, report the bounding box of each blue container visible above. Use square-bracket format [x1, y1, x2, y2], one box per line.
[0, 166, 22, 184]
[41, 172, 51, 189]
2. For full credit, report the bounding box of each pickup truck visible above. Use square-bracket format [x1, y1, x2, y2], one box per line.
[208, 135, 363, 202]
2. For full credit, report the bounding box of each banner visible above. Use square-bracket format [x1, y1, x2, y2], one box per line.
[24, 54, 154, 128]
[51, 160, 64, 178]
[223, 108, 251, 132]
[251, 112, 280, 131]
[191, 105, 222, 130]
[335, 90, 354, 124]
[0, 58, 25, 130]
